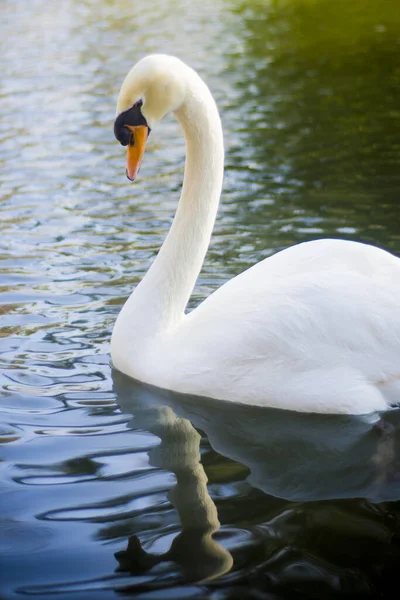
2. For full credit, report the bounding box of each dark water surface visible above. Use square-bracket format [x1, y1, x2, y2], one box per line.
[1, 0, 400, 598]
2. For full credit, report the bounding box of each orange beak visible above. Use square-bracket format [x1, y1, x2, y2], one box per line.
[125, 125, 148, 181]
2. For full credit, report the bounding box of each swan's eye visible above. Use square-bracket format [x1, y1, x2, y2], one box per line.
[117, 127, 130, 146]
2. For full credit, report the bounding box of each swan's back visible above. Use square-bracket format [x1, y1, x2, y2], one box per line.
[157, 239, 400, 414]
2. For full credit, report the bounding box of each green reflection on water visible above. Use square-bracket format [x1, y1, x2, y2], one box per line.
[225, 0, 400, 252]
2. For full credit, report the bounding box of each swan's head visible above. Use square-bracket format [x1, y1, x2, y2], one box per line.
[114, 54, 188, 181]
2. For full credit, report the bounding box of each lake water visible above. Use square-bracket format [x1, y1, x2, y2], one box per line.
[1, 0, 400, 598]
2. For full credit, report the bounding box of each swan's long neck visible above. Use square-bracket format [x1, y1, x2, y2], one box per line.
[114, 73, 224, 347]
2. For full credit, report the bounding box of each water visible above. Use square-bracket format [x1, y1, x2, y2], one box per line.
[1, 0, 400, 597]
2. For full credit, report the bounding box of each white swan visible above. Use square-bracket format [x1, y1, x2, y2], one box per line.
[111, 54, 400, 415]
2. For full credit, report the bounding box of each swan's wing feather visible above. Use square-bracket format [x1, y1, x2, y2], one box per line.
[166, 240, 400, 413]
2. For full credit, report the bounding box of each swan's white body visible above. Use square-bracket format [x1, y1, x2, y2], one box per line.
[111, 55, 400, 415]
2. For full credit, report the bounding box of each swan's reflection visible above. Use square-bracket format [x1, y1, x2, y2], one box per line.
[115, 403, 233, 582]
[114, 370, 400, 504]
[113, 370, 400, 586]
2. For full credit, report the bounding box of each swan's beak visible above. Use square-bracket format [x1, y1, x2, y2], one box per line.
[125, 125, 148, 182]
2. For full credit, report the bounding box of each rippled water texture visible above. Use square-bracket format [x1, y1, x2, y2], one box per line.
[1, 0, 400, 598]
